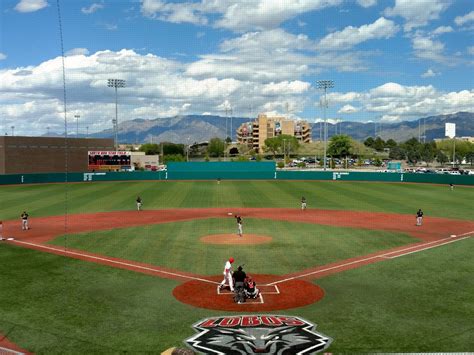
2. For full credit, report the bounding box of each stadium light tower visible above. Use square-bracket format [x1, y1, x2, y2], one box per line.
[107, 79, 126, 150]
[74, 114, 80, 138]
[317, 80, 334, 170]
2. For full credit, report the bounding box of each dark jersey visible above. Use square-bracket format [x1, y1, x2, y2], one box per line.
[233, 269, 247, 283]
[21, 213, 29, 220]
[236, 216, 242, 224]
[417, 210, 423, 218]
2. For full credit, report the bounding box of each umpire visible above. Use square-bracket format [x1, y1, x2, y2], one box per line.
[233, 265, 247, 288]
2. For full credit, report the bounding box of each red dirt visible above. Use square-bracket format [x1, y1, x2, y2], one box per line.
[0, 333, 32, 354]
[173, 274, 325, 311]
[200, 233, 272, 244]
[3, 208, 473, 313]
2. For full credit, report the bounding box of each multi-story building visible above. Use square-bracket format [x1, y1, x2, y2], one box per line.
[236, 114, 312, 153]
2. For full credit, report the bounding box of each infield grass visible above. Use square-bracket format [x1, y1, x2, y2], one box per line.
[1, 235, 473, 353]
[1, 180, 473, 220]
[48, 218, 416, 275]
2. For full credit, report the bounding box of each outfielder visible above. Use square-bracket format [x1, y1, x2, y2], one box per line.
[301, 196, 307, 210]
[219, 257, 235, 291]
[136, 196, 142, 211]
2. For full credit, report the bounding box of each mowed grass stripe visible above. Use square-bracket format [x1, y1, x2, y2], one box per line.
[49, 218, 416, 275]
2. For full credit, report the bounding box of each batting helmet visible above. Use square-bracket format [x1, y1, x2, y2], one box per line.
[229, 257, 235, 263]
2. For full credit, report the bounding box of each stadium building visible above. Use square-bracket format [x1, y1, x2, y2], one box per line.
[236, 114, 312, 153]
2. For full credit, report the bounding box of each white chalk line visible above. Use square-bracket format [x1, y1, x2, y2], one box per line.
[267, 231, 474, 286]
[385, 236, 471, 259]
[11, 240, 218, 285]
[0, 346, 24, 355]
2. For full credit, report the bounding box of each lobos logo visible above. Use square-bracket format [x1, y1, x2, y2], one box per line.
[185, 315, 332, 354]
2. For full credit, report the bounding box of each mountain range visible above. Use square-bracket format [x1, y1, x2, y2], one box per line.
[80, 111, 473, 144]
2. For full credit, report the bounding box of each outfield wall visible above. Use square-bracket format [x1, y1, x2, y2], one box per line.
[0, 162, 473, 185]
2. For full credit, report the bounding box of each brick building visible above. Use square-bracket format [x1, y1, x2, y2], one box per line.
[0, 136, 114, 174]
[236, 114, 312, 153]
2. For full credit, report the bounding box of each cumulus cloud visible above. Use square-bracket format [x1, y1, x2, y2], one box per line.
[338, 104, 359, 113]
[81, 3, 104, 14]
[317, 17, 399, 51]
[432, 25, 453, 35]
[467, 46, 474, 56]
[328, 82, 474, 122]
[0, 53, 6, 60]
[356, 0, 377, 8]
[0, 49, 316, 135]
[65, 48, 90, 56]
[384, 0, 451, 32]
[141, 0, 342, 32]
[411, 35, 448, 63]
[14, 0, 48, 13]
[421, 68, 439, 77]
[454, 10, 474, 26]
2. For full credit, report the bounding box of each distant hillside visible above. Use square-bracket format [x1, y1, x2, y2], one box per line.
[85, 112, 473, 144]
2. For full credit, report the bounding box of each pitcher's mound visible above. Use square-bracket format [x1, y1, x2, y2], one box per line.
[200, 234, 272, 245]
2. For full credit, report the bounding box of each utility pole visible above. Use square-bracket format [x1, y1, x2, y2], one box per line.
[74, 114, 80, 138]
[317, 80, 334, 170]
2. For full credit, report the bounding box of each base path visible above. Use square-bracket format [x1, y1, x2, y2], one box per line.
[3, 208, 473, 312]
[0, 333, 31, 354]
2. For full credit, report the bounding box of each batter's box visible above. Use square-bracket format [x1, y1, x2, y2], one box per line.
[216, 284, 279, 295]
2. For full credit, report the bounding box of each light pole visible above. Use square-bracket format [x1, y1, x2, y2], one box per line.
[317, 80, 334, 170]
[107, 79, 126, 150]
[11, 126, 15, 136]
[283, 138, 287, 164]
[47, 126, 50, 136]
[86, 126, 89, 138]
[74, 114, 80, 138]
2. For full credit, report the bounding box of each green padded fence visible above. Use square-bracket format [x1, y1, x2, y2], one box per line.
[0, 163, 473, 185]
[166, 162, 276, 180]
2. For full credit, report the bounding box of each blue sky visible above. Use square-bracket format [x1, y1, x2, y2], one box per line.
[0, 0, 473, 136]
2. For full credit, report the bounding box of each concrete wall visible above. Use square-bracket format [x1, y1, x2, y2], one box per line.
[0, 136, 114, 174]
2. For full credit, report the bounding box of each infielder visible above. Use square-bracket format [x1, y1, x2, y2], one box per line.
[136, 196, 142, 211]
[235, 215, 243, 237]
[301, 196, 307, 210]
[219, 257, 235, 291]
[416, 209, 423, 226]
[21, 211, 29, 230]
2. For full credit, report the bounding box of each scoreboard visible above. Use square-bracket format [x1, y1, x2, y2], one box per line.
[88, 151, 131, 171]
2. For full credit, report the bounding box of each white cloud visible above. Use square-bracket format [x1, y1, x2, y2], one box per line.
[141, 0, 342, 32]
[65, 48, 90, 56]
[14, 0, 48, 12]
[356, 0, 377, 8]
[454, 11, 474, 26]
[81, 3, 104, 14]
[261, 81, 310, 95]
[384, 0, 451, 32]
[0, 53, 6, 60]
[317, 17, 399, 51]
[104, 23, 118, 31]
[468, 46, 474, 56]
[432, 25, 453, 35]
[338, 104, 359, 113]
[421, 68, 439, 77]
[328, 82, 474, 122]
[411, 35, 448, 63]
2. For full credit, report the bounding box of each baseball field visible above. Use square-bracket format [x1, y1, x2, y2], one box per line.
[0, 180, 473, 353]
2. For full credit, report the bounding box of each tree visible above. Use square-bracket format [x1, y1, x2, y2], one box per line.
[264, 137, 281, 157]
[364, 137, 375, 148]
[385, 138, 397, 148]
[389, 146, 406, 160]
[373, 137, 385, 152]
[162, 142, 185, 156]
[327, 135, 352, 158]
[421, 143, 435, 166]
[208, 137, 225, 157]
[436, 150, 448, 166]
[139, 143, 160, 155]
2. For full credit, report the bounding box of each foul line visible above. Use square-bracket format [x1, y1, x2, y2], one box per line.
[0, 346, 24, 355]
[267, 231, 474, 286]
[385, 236, 471, 259]
[11, 240, 218, 285]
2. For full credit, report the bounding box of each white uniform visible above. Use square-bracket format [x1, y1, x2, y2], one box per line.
[219, 260, 234, 291]
[0, 222, 4, 240]
[237, 222, 243, 237]
[21, 212, 29, 230]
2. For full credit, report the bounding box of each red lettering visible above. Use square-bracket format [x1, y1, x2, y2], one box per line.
[198, 318, 219, 328]
[219, 317, 240, 327]
[278, 316, 305, 326]
[261, 316, 283, 326]
[242, 316, 261, 327]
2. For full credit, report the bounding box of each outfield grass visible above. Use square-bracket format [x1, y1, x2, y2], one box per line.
[1, 236, 472, 352]
[1, 180, 473, 220]
[48, 218, 416, 275]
